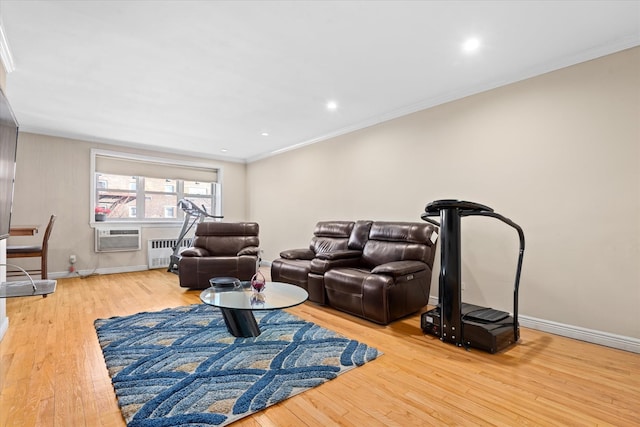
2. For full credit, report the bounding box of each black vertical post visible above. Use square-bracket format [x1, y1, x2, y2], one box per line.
[439, 207, 463, 346]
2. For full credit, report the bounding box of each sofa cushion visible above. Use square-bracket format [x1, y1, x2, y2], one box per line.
[362, 222, 434, 268]
[324, 266, 432, 325]
[324, 267, 394, 324]
[314, 221, 355, 237]
[270, 258, 312, 290]
[237, 246, 259, 256]
[280, 248, 315, 260]
[310, 221, 355, 254]
[368, 221, 433, 244]
[181, 247, 210, 257]
[347, 220, 373, 250]
[370, 260, 426, 277]
[193, 222, 259, 256]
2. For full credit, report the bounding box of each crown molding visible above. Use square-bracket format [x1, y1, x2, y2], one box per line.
[0, 22, 15, 73]
[248, 38, 640, 164]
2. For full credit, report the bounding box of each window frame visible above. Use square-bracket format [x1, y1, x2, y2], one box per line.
[90, 149, 222, 227]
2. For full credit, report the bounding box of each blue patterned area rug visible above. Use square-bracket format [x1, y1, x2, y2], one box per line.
[95, 304, 381, 426]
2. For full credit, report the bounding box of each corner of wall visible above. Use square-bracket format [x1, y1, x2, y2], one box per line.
[0, 45, 9, 340]
[0, 239, 8, 341]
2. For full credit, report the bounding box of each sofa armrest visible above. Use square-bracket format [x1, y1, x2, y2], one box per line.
[181, 247, 210, 257]
[315, 249, 362, 261]
[279, 248, 315, 260]
[238, 246, 259, 256]
[371, 261, 426, 277]
[310, 255, 362, 274]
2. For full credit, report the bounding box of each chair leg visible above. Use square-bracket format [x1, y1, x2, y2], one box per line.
[41, 256, 47, 280]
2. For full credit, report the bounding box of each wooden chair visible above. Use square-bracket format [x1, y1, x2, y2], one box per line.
[7, 215, 57, 279]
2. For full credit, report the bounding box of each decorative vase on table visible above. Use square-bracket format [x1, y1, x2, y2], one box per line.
[251, 270, 266, 292]
[250, 291, 266, 306]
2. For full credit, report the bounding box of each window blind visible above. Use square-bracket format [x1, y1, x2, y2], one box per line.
[95, 154, 218, 182]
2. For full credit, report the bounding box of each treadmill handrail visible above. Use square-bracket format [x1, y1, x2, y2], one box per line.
[177, 199, 224, 220]
[420, 211, 441, 227]
[460, 210, 525, 343]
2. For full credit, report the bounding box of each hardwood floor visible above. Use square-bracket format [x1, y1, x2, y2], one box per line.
[1, 269, 638, 426]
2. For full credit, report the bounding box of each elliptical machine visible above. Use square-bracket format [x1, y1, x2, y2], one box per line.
[420, 200, 525, 353]
[167, 199, 223, 274]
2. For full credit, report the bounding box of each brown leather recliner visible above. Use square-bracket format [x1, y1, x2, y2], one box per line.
[270, 221, 355, 294]
[323, 222, 437, 325]
[179, 222, 259, 289]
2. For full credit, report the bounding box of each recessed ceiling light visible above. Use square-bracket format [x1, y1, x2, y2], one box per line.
[462, 37, 481, 53]
[221, 148, 228, 153]
[261, 132, 269, 137]
[326, 101, 338, 111]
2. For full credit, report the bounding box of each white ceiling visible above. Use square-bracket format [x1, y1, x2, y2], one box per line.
[1, 1, 639, 163]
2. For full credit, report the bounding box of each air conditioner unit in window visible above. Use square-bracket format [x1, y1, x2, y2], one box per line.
[95, 227, 141, 252]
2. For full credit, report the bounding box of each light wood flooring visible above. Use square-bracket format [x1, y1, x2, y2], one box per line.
[1, 269, 638, 426]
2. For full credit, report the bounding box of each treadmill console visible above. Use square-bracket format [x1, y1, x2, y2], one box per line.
[425, 199, 494, 213]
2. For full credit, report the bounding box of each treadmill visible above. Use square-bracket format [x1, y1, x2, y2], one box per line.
[167, 199, 223, 274]
[420, 200, 525, 353]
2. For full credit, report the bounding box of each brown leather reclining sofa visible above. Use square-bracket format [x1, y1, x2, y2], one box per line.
[271, 220, 438, 324]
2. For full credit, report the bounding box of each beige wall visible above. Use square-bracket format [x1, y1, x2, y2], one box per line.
[8, 133, 247, 275]
[247, 47, 640, 339]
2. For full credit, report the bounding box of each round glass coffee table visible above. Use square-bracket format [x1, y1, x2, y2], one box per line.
[200, 281, 308, 337]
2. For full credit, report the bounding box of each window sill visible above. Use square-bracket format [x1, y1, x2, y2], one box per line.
[90, 220, 183, 229]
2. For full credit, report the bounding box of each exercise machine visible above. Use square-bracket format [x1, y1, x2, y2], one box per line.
[420, 199, 525, 353]
[167, 199, 223, 274]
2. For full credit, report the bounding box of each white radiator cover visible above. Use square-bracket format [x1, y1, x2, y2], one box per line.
[95, 227, 141, 252]
[147, 237, 193, 269]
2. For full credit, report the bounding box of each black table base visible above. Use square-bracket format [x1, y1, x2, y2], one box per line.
[220, 308, 261, 337]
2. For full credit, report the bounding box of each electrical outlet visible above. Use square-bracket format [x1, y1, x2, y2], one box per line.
[69, 254, 76, 264]
[461, 282, 465, 290]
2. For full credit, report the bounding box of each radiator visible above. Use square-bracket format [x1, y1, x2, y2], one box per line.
[147, 237, 193, 269]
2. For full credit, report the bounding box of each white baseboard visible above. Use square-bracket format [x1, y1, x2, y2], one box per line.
[518, 315, 640, 353]
[427, 296, 639, 353]
[93, 265, 149, 275]
[49, 265, 149, 279]
[52, 261, 271, 278]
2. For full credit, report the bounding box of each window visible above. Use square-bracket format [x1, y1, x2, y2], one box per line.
[164, 206, 176, 218]
[92, 150, 221, 223]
